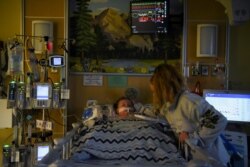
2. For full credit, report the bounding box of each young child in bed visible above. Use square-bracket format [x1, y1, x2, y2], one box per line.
[149, 63, 230, 167]
[113, 96, 135, 118]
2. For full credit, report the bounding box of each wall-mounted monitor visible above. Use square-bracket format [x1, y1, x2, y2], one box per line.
[130, 0, 169, 34]
[32, 20, 53, 54]
[49, 55, 65, 67]
[203, 89, 250, 123]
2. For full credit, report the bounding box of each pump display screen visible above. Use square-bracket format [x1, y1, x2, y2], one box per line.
[37, 85, 49, 100]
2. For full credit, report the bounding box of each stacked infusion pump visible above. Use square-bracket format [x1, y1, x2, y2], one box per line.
[4, 81, 69, 167]
[7, 81, 69, 109]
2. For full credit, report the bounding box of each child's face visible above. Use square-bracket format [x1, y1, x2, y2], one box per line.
[117, 99, 134, 118]
[118, 99, 132, 108]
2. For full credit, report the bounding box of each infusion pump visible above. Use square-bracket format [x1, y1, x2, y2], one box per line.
[32, 83, 52, 109]
[7, 81, 69, 109]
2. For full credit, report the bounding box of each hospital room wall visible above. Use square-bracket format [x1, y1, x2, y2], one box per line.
[186, 0, 250, 91]
[0, 0, 22, 164]
[185, 0, 228, 92]
[229, 21, 250, 90]
[0, 0, 23, 89]
[67, 0, 250, 126]
[0, 0, 22, 41]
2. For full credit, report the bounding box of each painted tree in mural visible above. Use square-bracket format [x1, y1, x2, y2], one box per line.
[73, 0, 96, 70]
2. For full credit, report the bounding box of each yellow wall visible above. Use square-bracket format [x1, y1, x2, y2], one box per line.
[0, 0, 22, 163]
[186, 0, 250, 91]
[25, 0, 65, 56]
[0, 0, 22, 41]
[229, 21, 250, 90]
[186, 0, 228, 91]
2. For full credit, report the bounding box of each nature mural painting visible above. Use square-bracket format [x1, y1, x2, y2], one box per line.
[69, 0, 183, 74]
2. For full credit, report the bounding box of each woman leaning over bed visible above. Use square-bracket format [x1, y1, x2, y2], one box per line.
[150, 63, 230, 167]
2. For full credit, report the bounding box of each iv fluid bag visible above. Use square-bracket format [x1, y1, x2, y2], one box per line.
[7, 44, 24, 75]
[27, 48, 40, 82]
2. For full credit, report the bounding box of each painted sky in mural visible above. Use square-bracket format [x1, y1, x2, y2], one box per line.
[70, 0, 130, 16]
[70, 0, 183, 15]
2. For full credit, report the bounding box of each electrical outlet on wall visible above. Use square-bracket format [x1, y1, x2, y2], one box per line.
[191, 62, 201, 76]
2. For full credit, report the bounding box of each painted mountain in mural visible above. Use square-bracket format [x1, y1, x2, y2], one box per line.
[95, 8, 130, 41]
[94, 8, 153, 51]
[69, 0, 182, 73]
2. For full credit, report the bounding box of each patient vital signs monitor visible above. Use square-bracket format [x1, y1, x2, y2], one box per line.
[203, 89, 250, 123]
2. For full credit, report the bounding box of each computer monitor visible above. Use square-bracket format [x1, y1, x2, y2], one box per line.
[203, 89, 250, 123]
[130, 0, 169, 34]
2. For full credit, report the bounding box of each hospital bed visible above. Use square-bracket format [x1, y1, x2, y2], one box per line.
[36, 114, 188, 167]
[35, 106, 246, 167]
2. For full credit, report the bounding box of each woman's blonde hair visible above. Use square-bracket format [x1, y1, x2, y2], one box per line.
[150, 64, 186, 108]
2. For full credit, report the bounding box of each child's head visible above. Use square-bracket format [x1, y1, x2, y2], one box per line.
[113, 97, 135, 118]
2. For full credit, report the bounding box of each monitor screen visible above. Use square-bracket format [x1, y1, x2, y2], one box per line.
[130, 0, 169, 34]
[49, 55, 65, 67]
[53, 57, 62, 65]
[203, 89, 250, 123]
[37, 145, 50, 161]
[36, 84, 50, 100]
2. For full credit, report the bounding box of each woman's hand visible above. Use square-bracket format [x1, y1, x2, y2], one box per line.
[179, 131, 189, 143]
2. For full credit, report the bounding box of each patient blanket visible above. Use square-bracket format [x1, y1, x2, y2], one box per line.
[71, 119, 186, 166]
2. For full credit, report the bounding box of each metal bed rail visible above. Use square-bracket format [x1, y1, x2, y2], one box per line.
[37, 123, 81, 165]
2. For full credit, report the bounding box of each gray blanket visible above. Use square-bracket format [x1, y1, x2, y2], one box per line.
[70, 119, 187, 166]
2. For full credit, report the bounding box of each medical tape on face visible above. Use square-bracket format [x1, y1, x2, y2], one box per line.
[118, 107, 132, 113]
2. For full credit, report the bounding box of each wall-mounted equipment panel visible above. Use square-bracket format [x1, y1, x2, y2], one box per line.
[197, 24, 218, 57]
[32, 20, 53, 54]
